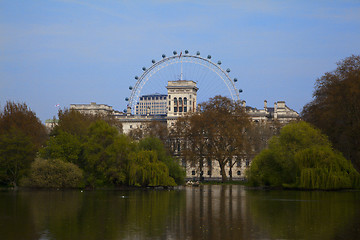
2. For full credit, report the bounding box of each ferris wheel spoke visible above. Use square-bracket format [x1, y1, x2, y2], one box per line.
[128, 53, 240, 114]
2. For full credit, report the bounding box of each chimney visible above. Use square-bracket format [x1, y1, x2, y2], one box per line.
[264, 100, 267, 110]
[274, 102, 278, 119]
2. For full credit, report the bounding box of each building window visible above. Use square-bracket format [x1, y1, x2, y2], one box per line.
[179, 98, 182, 104]
[179, 107, 182, 112]
[246, 159, 250, 167]
[174, 107, 178, 112]
[237, 161, 241, 167]
[207, 170, 211, 175]
[192, 170, 196, 175]
[168, 95, 171, 99]
[130, 125, 132, 129]
[184, 97, 187, 105]
[174, 98, 177, 105]
[169, 101, 171, 106]
[237, 171, 241, 176]
[184, 107, 187, 112]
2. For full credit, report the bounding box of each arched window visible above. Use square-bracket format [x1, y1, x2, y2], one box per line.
[179, 97, 182, 104]
[184, 97, 187, 105]
[174, 97, 177, 104]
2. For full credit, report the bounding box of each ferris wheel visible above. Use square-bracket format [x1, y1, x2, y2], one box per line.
[125, 50, 242, 114]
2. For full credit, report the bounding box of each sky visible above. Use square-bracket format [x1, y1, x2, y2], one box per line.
[1, 0, 360, 122]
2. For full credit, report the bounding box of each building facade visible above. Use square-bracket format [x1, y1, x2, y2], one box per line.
[135, 94, 168, 115]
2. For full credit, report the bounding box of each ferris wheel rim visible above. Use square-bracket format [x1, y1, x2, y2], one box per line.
[128, 53, 240, 114]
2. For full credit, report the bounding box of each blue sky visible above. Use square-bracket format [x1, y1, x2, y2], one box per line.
[1, 0, 359, 122]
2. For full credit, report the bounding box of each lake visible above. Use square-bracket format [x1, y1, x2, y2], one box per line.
[1, 185, 359, 240]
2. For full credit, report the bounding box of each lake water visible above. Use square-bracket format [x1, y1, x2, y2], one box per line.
[1, 185, 360, 240]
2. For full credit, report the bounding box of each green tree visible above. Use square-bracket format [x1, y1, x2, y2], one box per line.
[127, 150, 176, 187]
[302, 55, 360, 170]
[0, 101, 47, 148]
[83, 120, 128, 187]
[0, 129, 36, 187]
[22, 158, 84, 188]
[39, 130, 83, 166]
[52, 108, 122, 138]
[138, 137, 185, 185]
[0, 101, 47, 187]
[247, 121, 360, 189]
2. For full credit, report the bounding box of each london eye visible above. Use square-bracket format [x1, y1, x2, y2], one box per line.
[126, 50, 242, 114]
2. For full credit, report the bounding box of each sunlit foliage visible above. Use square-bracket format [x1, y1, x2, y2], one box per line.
[247, 121, 360, 189]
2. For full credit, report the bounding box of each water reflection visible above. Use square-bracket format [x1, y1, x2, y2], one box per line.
[0, 186, 360, 240]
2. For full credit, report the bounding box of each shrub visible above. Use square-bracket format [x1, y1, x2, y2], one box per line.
[23, 158, 84, 188]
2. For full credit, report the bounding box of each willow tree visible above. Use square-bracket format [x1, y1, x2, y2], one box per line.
[247, 121, 360, 189]
[177, 96, 250, 182]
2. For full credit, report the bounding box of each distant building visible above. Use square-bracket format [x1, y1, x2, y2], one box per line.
[135, 94, 168, 115]
[70, 102, 115, 115]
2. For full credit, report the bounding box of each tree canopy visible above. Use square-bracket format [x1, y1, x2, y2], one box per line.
[302, 55, 360, 171]
[39, 110, 183, 188]
[0, 101, 47, 187]
[175, 96, 251, 182]
[247, 121, 360, 189]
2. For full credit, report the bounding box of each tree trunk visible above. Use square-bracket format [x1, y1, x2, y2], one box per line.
[220, 163, 227, 182]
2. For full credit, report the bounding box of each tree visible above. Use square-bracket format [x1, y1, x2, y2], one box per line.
[52, 108, 122, 138]
[302, 55, 360, 171]
[247, 121, 360, 189]
[176, 96, 251, 182]
[39, 130, 83, 166]
[22, 158, 84, 188]
[83, 120, 130, 187]
[0, 101, 47, 187]
[0, 101, 47, 148]
[138, 137, 185, 185]
[0, 129, 36, 187]
[127, 150, 176, 187]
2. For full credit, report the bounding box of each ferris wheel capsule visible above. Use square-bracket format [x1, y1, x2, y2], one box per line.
[185, 50, 189, 54]
[239, 89, 243, 93]
[162, 54, 166, 58]
[173, 51, 177, 55]
[129, 86, 133, 90]
[217, 61, 221, 65]
[234, 78, 238, 82]
[123, 109, 126, 112]
[125, 97, 129, 101]
[135, 76, 138, 80]
[207, 55, 211, 59]
[142, 67, 146, 71]
[226, 68, 231, 73]
[196, 51, 200, 56]
[152, 59, 156, 64]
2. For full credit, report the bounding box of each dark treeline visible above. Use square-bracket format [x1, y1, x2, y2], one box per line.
[0, 105, 184, 188]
